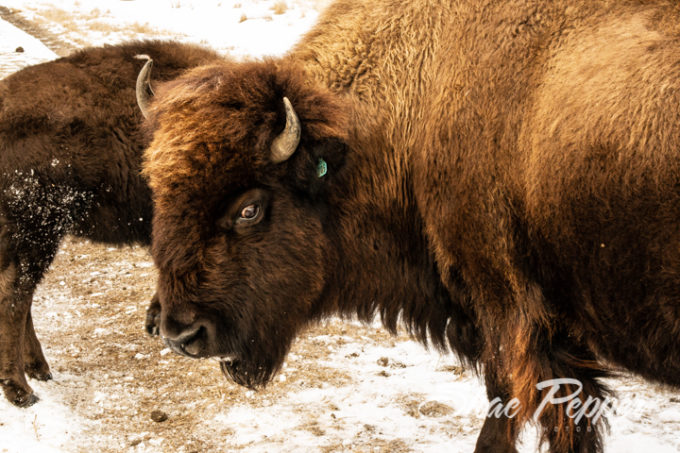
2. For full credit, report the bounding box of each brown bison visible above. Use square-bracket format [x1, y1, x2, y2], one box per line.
[0, 40, 219, 407]
[140, 0, 680, 451]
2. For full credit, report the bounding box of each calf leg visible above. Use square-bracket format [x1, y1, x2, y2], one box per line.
[0, 263, 37, 406]
[23, 311, 51, 381]
[0, 217, 60, 406]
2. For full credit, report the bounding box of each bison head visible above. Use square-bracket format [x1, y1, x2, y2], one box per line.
[141, 60, 350, 388]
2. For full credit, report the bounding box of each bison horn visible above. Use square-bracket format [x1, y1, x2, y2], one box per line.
[271, 97, 301, 163]
[135, 54, 155, 119]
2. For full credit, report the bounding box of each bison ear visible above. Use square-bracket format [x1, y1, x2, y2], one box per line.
[286, 136, 348, 197]
[270, 97, 301, 163]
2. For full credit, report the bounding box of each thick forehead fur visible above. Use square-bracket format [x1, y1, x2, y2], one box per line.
[144, 59, 348, 208]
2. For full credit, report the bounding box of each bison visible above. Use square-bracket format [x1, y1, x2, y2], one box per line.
[0, 40, 219, 407]
[139, 0, 680, 452]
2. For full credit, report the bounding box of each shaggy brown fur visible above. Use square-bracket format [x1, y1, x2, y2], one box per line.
[143, 1, 680, 452]
[0, 40, 219, 407]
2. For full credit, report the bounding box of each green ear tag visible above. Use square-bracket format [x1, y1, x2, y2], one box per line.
[317, 158, 328, 178]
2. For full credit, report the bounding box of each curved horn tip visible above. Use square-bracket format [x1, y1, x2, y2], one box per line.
[270, 97, 301, 164]
[135, 56, 155, 119]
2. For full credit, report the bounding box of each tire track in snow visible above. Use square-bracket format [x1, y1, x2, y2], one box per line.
[0, 5, 74, 56]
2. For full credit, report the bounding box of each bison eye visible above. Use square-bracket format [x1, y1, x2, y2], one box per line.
[238, 204, 261, 222]
[218, 188, 269, 231]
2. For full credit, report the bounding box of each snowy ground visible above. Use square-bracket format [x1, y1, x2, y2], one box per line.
[0, 0, 330, 60]
[0, 9, 56, 75]
[1, 1, 680, 452]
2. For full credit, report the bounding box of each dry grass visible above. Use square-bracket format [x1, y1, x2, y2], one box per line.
[271, 1, 288, 15]
[21, 6, 162, 49]
[35, 6, 77, 24]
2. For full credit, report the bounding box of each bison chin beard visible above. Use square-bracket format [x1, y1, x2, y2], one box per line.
[216, 332, 292, 389]
[219, 358, 278, 389]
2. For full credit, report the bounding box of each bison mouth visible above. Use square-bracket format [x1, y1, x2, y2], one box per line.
[161, 328, 277, 388]
[218, 356, 275, 389]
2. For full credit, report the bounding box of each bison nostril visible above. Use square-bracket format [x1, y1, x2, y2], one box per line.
[182, 326, 206, 356]
[163, 325, 203, 357]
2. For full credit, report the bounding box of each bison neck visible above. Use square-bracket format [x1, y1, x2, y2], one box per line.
[318, 160, 464, 352]
[289, 0, 479, 352]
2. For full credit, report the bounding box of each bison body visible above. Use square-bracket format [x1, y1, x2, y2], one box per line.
[142, 1, 680, 452]
[0, 40, 219, 406]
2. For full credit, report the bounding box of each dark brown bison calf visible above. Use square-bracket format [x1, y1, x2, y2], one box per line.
[0, 40, 219, 406]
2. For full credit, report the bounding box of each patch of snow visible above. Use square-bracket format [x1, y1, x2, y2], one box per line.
[607, 433, 679, 453]
[2, 0, 329, 58]
[0, 374, 90, 453]
[0, 16, 56, 77]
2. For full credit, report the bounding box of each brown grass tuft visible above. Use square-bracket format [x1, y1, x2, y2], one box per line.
[271, 1, 288, 15]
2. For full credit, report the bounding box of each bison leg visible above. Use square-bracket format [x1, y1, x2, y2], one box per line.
[23, 311, 51, 381]
[475, 368, 519, 453]
[0, 263, 37, 407]
[475, 417, 519, 453]
[145, 292, 161, 336]
[441, 296, 519, 452]
[538, 345, 609, 453]
[505, 327, 609, 453]
[0, 214, 61, 406]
